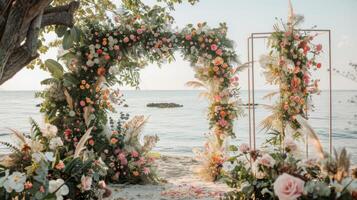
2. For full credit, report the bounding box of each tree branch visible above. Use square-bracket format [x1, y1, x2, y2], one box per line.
[0, 46, 38, 85]
[41, 1, 79, 27]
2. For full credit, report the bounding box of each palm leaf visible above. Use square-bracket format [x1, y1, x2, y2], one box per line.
[185, 80, 207, 89]
[64, 89, 74, 110]
[8, 128, 26, 145]
[262, 91, 279, 100]
[295, 115, 324, 158]
[83, 105, 93, 128]
[259, 112, 280, 132]
[74, 127, 93, 158]
[232, 61, 252, 74]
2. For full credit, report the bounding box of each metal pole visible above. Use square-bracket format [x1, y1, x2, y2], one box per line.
[328, 30, 333, 155]
[247, 37, 252, 149]
[251, 33, 256, 150]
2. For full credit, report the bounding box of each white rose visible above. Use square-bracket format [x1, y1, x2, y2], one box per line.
[49, 137, 64, 150]
[41, 124, 58, 138]
[49, 179, 69, 200]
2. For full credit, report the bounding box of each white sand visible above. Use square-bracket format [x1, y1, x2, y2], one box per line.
[109, 155, 231, 200]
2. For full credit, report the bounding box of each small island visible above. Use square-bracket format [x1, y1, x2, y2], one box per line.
[147, 103, 183, 108]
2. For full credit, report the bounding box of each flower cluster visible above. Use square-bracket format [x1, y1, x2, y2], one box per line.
[0, 121, 110, 199]
[102, 115, 159, 184]
[224, 142, 357, 200]
[260, 19, 322, 135]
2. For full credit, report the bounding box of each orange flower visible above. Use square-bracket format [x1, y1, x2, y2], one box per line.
[97, 67, 106, 76]
[80, 85, 85, 90]
[110, 138, 118, 144]
[133, 171, 140, 176]
[220, 110, 227, 117]
[213, 56, 224, 66]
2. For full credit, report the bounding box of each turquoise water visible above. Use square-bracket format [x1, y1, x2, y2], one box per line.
[0, 90, 356, 162]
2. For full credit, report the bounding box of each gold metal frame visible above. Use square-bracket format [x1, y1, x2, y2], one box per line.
[247, 29, 332, 156]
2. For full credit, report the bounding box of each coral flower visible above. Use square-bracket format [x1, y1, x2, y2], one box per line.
[55, 161, 65, 170]
[110, 138, 118, 144]
[97, 67, 106, 76]
[104, 54, 110, 60]
[96, 49, 103, 54]
[213, 56, 224, 66]
[316, 44, 322, 52]
[133, 171, 140, 177]
[88, 139, 95, 146]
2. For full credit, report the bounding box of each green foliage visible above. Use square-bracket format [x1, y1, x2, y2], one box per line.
[45, 59, 64, 79]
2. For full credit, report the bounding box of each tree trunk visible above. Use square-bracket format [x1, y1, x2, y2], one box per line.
[0, 0, 79, 85]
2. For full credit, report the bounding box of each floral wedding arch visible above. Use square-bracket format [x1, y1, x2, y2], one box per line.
[40, 10, 241, 183]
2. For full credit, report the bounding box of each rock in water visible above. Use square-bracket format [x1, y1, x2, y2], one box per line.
[146, 103, 183, 108]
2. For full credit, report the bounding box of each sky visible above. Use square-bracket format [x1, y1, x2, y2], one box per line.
[1, 0, 357, 91]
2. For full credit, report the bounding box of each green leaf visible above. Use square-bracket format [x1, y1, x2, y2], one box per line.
[55, 25, 68, 37]
[229, 145, 238, 151]
[63, 30, 74, 50]
[63, 73, 79, 87]
[70, 27, 81, 42]
[40, 78, 58, 85]
[45, 59, 64, 79]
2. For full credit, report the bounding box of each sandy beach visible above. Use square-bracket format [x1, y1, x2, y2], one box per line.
[109, 155, 231, 200]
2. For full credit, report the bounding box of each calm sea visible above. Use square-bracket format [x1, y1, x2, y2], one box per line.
[0, 90, 356, 162]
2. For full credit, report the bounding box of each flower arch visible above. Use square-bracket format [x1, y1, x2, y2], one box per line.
[39, 15, 242, 182]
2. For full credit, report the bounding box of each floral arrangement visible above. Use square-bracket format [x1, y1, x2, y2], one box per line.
[0, 120, 110, 199]
[224, 142, 357, 200]
[103, 115, 159, 184]
[36, 7, 242, 181]
[259, 8, 322, 142]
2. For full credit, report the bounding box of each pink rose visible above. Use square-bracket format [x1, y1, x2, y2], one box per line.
[123, 37, 129, 43]
[143, 167, 150, 175]
[118, 152, 126, 160]
[316, 44, 322, 52]
[185, 34, 192, 41]
[81, 175, 92, 191]
[120, 158, 128, 165]
[239, 143, 250, 153]
[136, 29, 144, 34]
[80, 100, 86, 107]
[131, 150, 139, 158]
[284, 137, 298, 153]
[218, 119, 228, 127]
[274, 173, 304, 200]
[215, 49, 223, 56]
[257, 154, 275, 168]
[210, 44, 218, 51]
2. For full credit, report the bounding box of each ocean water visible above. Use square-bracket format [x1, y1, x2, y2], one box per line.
[0, 90, 356, 162]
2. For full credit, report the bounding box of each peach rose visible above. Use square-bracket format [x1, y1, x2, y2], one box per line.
[81, 175, 92, 191]
[257, 154, 275, 168]
[239, 143, 250, 154]
[273, 173, 304, 200]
